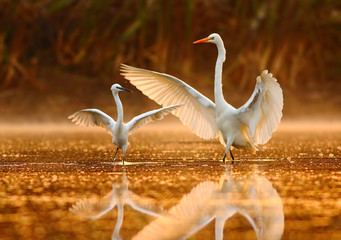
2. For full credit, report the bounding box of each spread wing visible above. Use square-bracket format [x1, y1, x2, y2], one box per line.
[236, 70, 283, 144]
[69, 190, 116, 219]
[68, 109, 116, 136]
[120, 64, 218, 140]
[252, 176, 284, 240]
[127, 105, 182, 135]
[127, 192, 164, 217]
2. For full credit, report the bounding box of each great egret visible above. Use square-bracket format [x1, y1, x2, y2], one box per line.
[120, 33, 283, 163]
[68, 83, 182, 163]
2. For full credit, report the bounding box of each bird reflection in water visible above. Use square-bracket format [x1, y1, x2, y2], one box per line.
[70, 166, 284, 240]
[69, 168, 163, 240]
[133, 166, 284, 240]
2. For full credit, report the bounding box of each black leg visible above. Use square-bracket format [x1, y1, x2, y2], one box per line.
[113, 148, 119, 162]
[229, 149, 234, 164]
[222, 152, 227, 163]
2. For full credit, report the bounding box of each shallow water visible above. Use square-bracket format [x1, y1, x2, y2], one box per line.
[0, 123, 340, 240]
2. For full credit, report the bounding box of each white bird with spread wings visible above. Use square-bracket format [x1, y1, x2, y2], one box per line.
[120, 33, 283, 163]
[68, 83, 182, 163]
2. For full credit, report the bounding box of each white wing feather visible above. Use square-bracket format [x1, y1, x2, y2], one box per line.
[236, 70, 283, 144]
[68, 109, 116, 136]
[127, 104, 182, 135]
[127, 192, 164, 217]
[252, 176, 284, 240]
[69, 191, 117, 219]
[121, 64, 218, 140]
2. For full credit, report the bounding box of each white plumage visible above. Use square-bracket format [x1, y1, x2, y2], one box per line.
[237, 70, 283, 145]
[120, 65, 218, 140]
[68, 109, 115, 136]
[121, 33, 283, 162]
[68, 83, 182, 163]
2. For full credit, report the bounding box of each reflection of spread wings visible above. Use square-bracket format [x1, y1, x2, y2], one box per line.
[69, 190, 116, 219]
[133, 167, 284, 240]
[127, 192, 164, 217]
[70, 168, 283, 240]
[250, 175, 284, 240]
[216, 169, 284, 240]
[133, 181, 218, 240]
[69, 187, 161, 219]
[69, 171, 163, 240]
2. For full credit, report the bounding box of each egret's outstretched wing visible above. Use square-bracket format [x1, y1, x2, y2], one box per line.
[127, 104, 182, 135]
[68, 109, 115, 136]
[236, 70, 283, 145]
[121, 64, 218, 140]
[69, 190, 117, 219]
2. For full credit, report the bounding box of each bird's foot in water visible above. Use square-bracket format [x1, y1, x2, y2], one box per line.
[229, 149, 235, 164]
[112, 148, 119, 163]
[222, 150, 235, 164]
[222, 153, 226, 163]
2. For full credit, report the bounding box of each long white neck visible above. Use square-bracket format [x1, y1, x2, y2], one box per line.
[214, 40, 227, 112]
[113, 92, 124, 123]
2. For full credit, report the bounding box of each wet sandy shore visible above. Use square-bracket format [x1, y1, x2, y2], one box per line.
[0, 122, 340, 239]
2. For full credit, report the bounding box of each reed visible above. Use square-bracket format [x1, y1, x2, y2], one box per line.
[0, 0, 339, 92]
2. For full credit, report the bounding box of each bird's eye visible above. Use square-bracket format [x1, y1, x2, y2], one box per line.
[210, 37, 215, 40]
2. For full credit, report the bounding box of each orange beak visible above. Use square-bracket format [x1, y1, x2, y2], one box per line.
[193, 37, 212, 44]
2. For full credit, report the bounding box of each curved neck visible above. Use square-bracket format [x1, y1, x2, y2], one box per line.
[113, 92, 124, 123]
[214, 41, 226, 109]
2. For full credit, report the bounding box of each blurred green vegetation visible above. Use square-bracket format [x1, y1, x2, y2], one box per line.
[0, 0, 340, 92]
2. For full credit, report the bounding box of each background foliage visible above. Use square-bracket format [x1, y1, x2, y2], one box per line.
[0, 0, 340, 120]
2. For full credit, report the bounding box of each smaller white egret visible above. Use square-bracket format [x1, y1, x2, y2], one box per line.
[68, 83, 182, 164]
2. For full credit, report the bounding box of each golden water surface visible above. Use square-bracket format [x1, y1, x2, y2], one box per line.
[0, 123, 340, 240]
